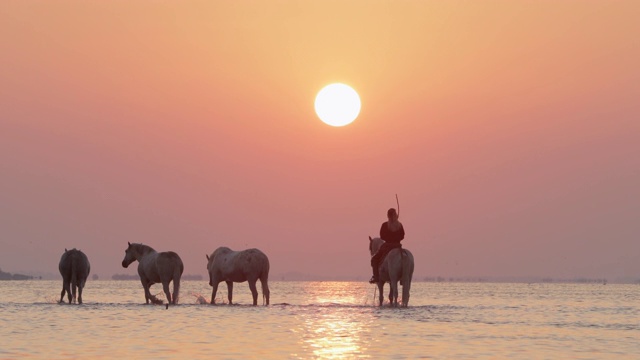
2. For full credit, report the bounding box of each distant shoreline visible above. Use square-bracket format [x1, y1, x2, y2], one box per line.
[0, 269, 36, 280]
[3, 270, 638, 284]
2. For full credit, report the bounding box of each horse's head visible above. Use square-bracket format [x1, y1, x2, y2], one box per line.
[122, 242, 137, 268]
[369, 236, 384, 256]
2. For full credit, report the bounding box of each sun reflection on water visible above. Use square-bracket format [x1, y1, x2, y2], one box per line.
[297, 282, 374, 359]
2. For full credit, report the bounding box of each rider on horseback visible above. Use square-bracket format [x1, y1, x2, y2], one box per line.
[369, 208, 405, 283]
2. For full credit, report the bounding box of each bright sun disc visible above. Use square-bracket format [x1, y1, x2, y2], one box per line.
[315, 83, 361, 127]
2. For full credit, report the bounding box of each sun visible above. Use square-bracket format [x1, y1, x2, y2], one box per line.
[314, 83, 361, 127]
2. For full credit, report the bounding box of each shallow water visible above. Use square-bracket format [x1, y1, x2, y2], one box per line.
[1, 281, 638, 359]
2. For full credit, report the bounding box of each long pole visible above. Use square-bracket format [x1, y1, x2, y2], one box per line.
[396, 194, 400, 218]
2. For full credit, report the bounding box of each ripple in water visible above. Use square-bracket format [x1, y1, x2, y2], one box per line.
[1, 281, 639, 358]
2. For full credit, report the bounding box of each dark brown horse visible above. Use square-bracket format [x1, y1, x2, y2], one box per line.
[59, 248, 90, 304]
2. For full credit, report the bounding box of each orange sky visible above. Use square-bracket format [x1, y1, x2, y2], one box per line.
[1, 1, 639, 281]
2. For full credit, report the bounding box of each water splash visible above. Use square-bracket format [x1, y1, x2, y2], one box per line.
[189, 292, 229, 305]
[148, 293, 164, 305]
[191, 292, 208, 304]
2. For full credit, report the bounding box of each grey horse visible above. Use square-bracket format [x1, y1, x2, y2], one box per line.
[122, 242, 184, 305]
[206, 247, 270, 305]
[369, 236, 414, 307]
[59, 248, 90, 304]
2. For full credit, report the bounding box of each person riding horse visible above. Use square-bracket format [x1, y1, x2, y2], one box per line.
[370, 208, 405, 284]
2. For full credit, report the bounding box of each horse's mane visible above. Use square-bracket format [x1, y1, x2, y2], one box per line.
[130, 243, 155, 253]
[369, 237, 385, 254]
[212, 246, 232, 256]
[63, 248, 84, 255]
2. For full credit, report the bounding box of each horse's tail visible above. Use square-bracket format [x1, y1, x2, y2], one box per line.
[398, 246, 405, 285]
[172, 260, 184, 305]
[260, 257, 270, 306]
[70, 256, 78, 303]
[401, 250, 414, 307]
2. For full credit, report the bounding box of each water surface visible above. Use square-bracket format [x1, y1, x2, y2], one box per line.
[1, 281, 638, 359]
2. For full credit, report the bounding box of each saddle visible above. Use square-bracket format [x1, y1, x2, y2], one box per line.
[377, 242, 402, 261]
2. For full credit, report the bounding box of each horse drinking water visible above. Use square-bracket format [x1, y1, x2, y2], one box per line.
[59, 248, 90, 304]
[122, 242, 184, 305]
[206, 247, 270, 306]
[369, 236, 414, 307]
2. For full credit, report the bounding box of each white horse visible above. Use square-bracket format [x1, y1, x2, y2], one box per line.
[369, 236, 414, 307]
[58, 248, 90, 304]
[206, 247, 270, 306]
[122, 242, 184, 305]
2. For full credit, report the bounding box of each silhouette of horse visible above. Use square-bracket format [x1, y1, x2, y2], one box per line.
[58, 248, 90, 304]
[369, 236, 414, 307]
[206, 247, 270, 306]
[122, 242, 184, 305]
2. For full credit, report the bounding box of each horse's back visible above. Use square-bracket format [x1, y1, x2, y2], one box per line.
[156, 251, 184, 278]
[384, 248, 414, 279]
[387, 247, 410, 261]
[237, 248, 268, 263]
[237, 248, 268, 267]
[395, 248, 414, 271]
[158, 251, 183, 265]
[211, 246, 233, 259]
[400, 248, 414, 262]
[59, 249, 90, 280]
[401, 249, 415, 276]
[211, 247, 269, 282]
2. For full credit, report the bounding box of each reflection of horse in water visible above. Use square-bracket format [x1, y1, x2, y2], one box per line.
[206, 247, 270, 306]
[59, 248, 91, 304]
[369, 236, 414, 307]
[122, 242, 184, 305]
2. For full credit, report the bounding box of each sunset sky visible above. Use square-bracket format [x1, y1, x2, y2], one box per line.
[1, 1, 638, 281]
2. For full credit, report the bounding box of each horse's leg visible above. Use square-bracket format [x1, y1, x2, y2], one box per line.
[60, 280, 68, 303]
[162, 281, 172, 305]
[226, 281, 233, 305]
[77, 284, 83, 305]
[393, 281, 400, 307]
[142, 282, 152, 304]
[260, 277, 270, 306]
[71, 281, 77, 304]
[248, 279, 258, 306]
[401, 280, 411, 307]
[64, 280, 72, 303]
[401, 254, 413, 307]
[210, 281, 219, 305]
[377, 283, 384, 306]
[172, 270, 181, 305]
[388, 284, 394, 306]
